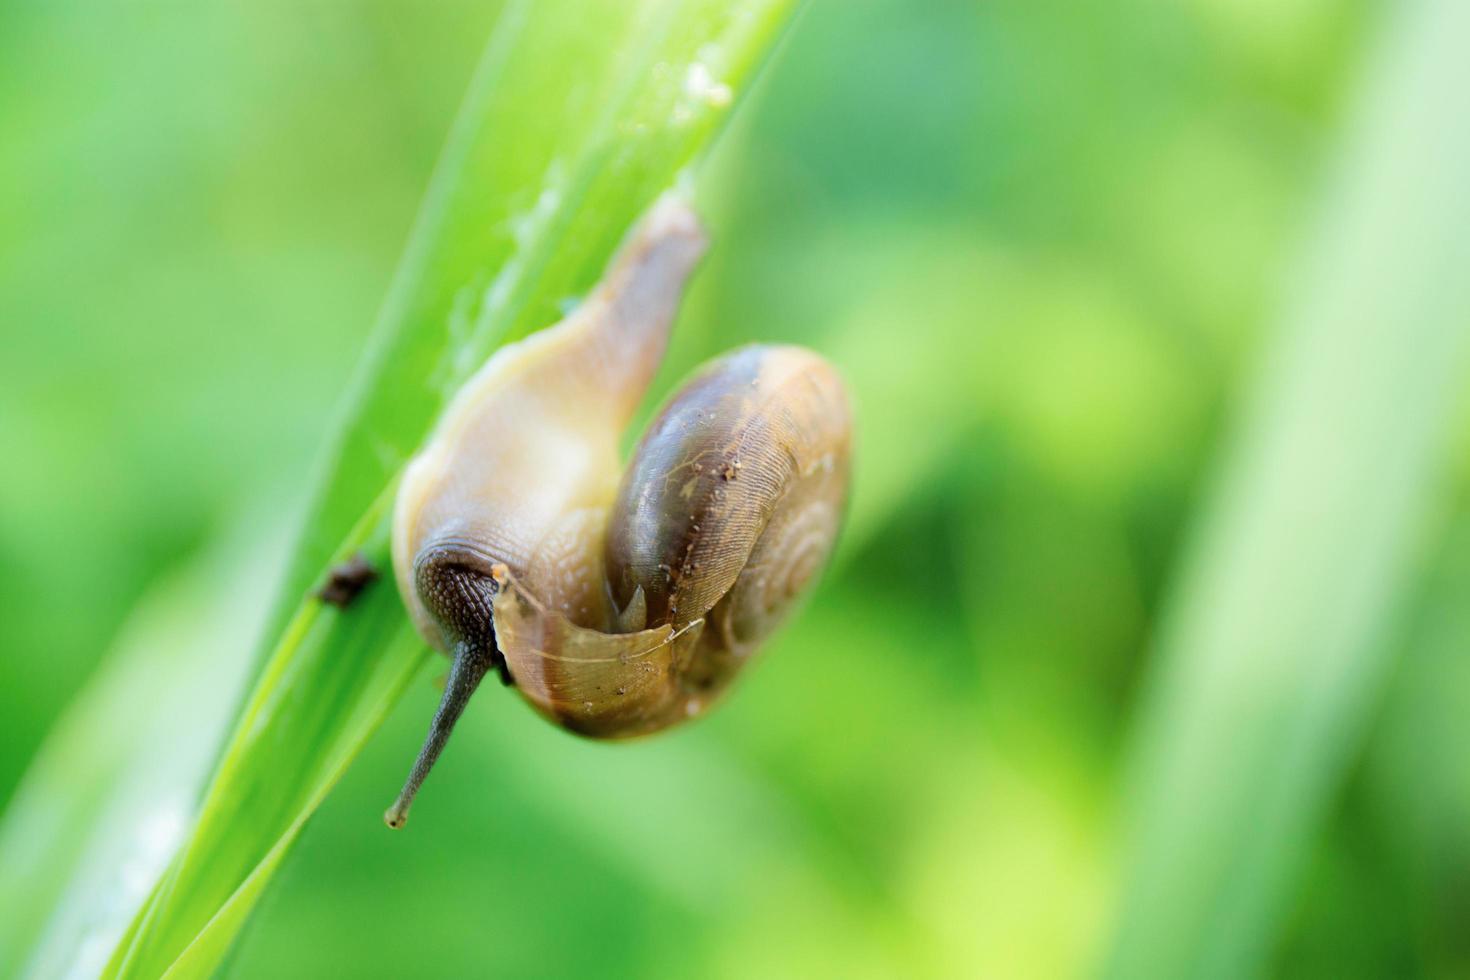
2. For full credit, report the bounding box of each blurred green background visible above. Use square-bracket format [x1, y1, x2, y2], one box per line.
[3, 0, 1470, 976]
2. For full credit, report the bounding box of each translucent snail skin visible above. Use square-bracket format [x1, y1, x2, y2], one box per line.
[386, 196, 852, 828]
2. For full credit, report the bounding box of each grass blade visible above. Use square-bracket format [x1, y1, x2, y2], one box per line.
[1106, 1, 1470, 975]
[99, 2, 800, 976]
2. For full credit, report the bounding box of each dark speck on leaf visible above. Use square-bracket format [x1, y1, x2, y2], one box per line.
[317, 553, 380, 608]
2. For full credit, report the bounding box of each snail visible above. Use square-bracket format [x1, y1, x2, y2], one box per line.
[385, 195, 852, 829]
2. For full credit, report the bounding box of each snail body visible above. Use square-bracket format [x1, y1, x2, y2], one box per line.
[386, 197, 851, 828]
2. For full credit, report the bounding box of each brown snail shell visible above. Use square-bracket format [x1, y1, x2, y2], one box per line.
[385, 196, 852, 828]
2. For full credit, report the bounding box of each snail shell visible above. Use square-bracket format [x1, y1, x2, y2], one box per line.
[385, 196, 851, 827]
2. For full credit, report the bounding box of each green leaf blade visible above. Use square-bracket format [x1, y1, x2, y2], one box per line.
[96, 2, 800, 977]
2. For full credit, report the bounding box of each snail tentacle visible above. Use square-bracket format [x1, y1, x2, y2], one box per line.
[384, 635, 493, 830]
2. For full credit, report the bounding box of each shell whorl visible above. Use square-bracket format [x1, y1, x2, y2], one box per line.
[717, 495, 843, 654]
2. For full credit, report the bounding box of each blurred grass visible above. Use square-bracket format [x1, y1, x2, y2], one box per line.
[1107, 1, 1470, 975]
[0, 517, 284, 978]
[3, 0, 1470, 977]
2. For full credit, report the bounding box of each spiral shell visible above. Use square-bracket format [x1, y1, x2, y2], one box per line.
[493, 343, 851, 736]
